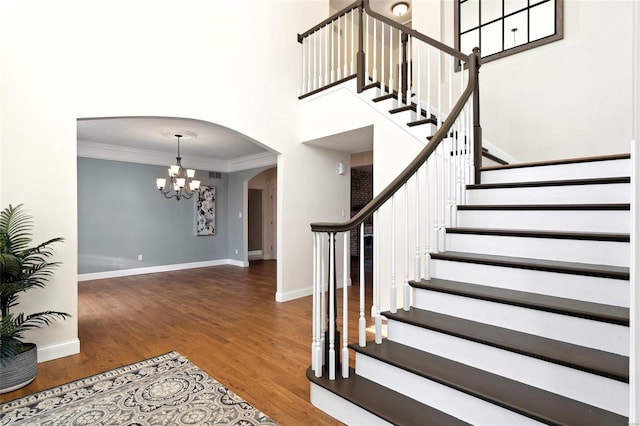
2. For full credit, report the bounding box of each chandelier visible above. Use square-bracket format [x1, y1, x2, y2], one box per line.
[156, 134, 201, 201]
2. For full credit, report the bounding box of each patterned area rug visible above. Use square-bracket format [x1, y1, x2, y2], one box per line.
[0, 351, 277, 425]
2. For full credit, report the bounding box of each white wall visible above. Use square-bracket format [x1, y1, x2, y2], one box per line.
[413, 0, 634, 162]
[0, 0, 331, 361]
[300, 84, 425, 311]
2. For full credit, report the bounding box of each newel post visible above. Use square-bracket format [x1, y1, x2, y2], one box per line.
[357, 2, 365, 93]
[472, 47, 482, 184]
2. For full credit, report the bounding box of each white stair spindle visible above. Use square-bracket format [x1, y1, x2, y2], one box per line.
[415, 171, 421, 281]
[343, 14, 348, 79]
[373, 18, 377, 82]
[350, 10, 355, 75]
[337, 17, 342, 80]
[319, 27, 324, 88]
[313, 31, 318, 90]
[324, 24, 329, 87]
[416, 40, 421, 123]
[359, 223, 366, 347]
[439, 141, 446, 251]
[406, 35, 412, 110]
[424, 160, 431, 280]
[437, 50, 442, 126]
[374, 210, 382, 344]
[390, 195, 397, 313]
[427, 46, 431, 121]
[404, 184, 410, 311]
[329, 232, 336, 380]
[302, 37, 307, 95]
[381, 24, 385, 93]
[318, 234, 329, 368]
[433, 140, 440, 252]
[365, 14, 370, 82]
[397, 30, 402, 103]
[449, 56, 454, 114]
[388, 28, 394, 95]
[312, 232, 317, 374]
[331, 20, 335, 83]
[342, 231, 349, 378]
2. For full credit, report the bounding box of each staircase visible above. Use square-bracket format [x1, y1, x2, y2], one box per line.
[308, 154, 631, 425]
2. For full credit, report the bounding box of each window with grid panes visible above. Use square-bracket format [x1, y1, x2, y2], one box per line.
[455, 0, 563, 63]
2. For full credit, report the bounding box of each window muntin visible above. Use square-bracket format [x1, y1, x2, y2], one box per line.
[455, 0, 563, 63]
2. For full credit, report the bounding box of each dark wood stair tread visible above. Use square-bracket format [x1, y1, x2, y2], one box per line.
[384, 307, 628, 382]
[306, 367, 471, 426]
[389, 105, 415, 114]
[445, 227, 630, 242]
[411, 277, 629, 326]
[372, 93, 396, 102]
[458, 203, 630, 211]
[407, 117, 437, 127]
[481, 153, 630, 171]
[351, 340, 628, 425]
[430, 251, 629, 280]
[467, 176, 630, 190]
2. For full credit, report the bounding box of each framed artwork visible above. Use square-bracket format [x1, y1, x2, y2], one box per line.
[196, 186, 216, 236]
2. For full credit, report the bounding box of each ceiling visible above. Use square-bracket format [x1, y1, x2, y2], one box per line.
[77, 1, 411, 173]
[330, 0, 412, 24]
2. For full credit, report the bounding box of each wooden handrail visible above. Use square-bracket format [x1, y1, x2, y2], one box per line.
[311, 49, 481, 233]
[297, 0, 361, 42]
[361, 0, 468, 62]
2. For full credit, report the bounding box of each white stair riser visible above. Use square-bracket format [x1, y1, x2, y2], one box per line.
[355, 353, 545, 426]
[412, 290, 629, 355]
[309, 383, 393, 426]
[481, 159, 631, 184]
[445, 233, 630, 267]
[466, 183, 629, 205]
[430, 259, 629, 307]
[386, 321, 629, 416]
[457, 209, 630, 233]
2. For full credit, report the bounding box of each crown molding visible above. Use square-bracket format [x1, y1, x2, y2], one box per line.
[227, 151, 278, 172]
[76, 140, 274, 173]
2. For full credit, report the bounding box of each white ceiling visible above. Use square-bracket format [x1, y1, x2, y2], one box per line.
[330, 0, 412, 24]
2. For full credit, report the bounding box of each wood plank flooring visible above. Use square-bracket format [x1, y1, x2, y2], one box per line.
[0, 260, 371, 425]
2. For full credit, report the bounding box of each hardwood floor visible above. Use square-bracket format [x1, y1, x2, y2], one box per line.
[0, 260, 371, 425]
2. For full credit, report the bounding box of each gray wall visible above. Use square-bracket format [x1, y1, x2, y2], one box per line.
[77, 157, 228, 274]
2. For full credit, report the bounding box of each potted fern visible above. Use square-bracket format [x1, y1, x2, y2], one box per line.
[0, 204, 70, 393]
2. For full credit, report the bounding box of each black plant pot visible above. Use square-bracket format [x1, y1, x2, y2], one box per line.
[0, 343, 37, 394]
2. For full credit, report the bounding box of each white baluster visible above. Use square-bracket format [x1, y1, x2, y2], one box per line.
[350, 10, 355, 75]
[427, 46, 431, 121]
[302, 38, 307, 95]
[415, 172, 421, 282]
[343, 14, 348, 79]
[374, 210, 382, 344]
[404, 184, 410, 311]
[318, 234, 329, 373]
[337, 17, 342, 80]
[397, 30, 402, 103]
[312, 232, 317, 374]
[449, 56, 453, 115]
[316, 233, 325, 376]
[342, 231, 349, 378]
[324, 24, 329, 87]
[381, 24, 385, 92]
[424, 160, 431, 280]
[416, 40, 421, 123]
[440, 140, 446, 251]
[359, 223, 366, 347]
[433, 140, 440, 252]
[313, 31, 317, 90]
[437, 50, 442, 126]
[406, 35, 412, 110]
[365, 14, 370, 82]
[318, 27, 323, 88]
[331, 20, 335, 84]
[329, 232, 336, 380]
[388, 28, 394, 95]
[373, 18, 377, 82]
[390, 195, 397, 313]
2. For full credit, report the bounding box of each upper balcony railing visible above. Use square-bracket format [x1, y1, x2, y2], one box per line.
[299, 0, 482, 380]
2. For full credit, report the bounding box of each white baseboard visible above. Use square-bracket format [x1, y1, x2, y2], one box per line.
[276, 279, 352, 303]
[78, 259, 247, 281]
[38, 339, 80, 363]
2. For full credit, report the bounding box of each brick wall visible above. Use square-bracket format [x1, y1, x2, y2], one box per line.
[351, 168, 373, 256]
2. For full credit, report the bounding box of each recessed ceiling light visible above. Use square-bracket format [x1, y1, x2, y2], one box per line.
[392, 2, 409, 16]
